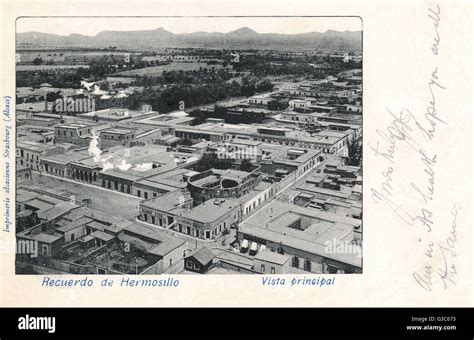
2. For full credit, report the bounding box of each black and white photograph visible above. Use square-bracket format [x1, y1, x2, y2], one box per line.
[14, 16, 363, 276]
[0, 0, 473, 334]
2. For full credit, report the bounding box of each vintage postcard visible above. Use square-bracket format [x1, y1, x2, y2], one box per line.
[0, 0, 471, 307]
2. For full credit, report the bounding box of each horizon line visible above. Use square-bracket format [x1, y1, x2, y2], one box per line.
[16, 27, 362, 37]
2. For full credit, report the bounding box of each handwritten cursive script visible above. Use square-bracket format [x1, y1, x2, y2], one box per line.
[370, 4, 461, 292]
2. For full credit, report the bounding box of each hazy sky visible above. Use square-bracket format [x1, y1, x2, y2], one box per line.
[16, 17, 361, 36]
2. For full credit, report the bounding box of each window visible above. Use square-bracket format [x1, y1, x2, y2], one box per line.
[327, 265, 338, 274]
[71, 233, 75, 241]
[193, 263, 200, 270]
[137, 190, 141, 197]
[260, 264, 265, 272]
[186, 261, 192, 269]
[144, 192, 148, 199]
[271, 267, 275, 274]
[304, 259, 312, 272]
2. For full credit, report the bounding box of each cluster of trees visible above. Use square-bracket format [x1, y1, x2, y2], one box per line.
[32, 57, 43, 65]
[133, 68, 234, 87]
[93, 74, 274, 114]
[346, 137, 362, 166]
[90, 82, 227, 113]
[45, 91, 62, 102]
[239, 159, 255, 172]
[30, 57, 60, 65]
[267, 100, 288, 110]
[16, 68, 90, 88]
[18, 50, 287, 118]
[232, 53, 361, 80]
[240, 77, 273, 96]
[189, 107, 266, 125]
[16, 55, 162, 88]
[193, 153, 233, 172]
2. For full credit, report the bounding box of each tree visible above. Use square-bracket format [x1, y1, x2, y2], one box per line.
[346, 137, 362, 166]
[32, 57, 43, 65]
[239, 159, 254, 172]
[194, 153, 232, 172]
[214, 105, 227, 115]
[268, 100, 288, 111]
[255, 79, 273, 92]
[99, 81, 110, 92]
[46, 91, 62, 103]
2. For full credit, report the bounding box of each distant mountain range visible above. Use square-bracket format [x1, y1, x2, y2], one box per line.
[17, 27, 362, 51]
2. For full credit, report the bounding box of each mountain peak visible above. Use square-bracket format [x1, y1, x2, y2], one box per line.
[229, 27, 258, 35]
[154, 27, 173, 34]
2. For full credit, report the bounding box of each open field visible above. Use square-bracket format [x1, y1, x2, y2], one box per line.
[116, 62, 223, 77]
[17, 65, 89, 71]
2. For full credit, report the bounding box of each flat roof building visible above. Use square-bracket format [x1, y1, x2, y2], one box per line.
[237, 200, 362, 274]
